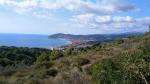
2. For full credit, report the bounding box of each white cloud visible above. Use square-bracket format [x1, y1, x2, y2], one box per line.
[71, 14, 136, 24]
[0, 0, 137, 15]
[112, 16, 135, 23]
[0, 0, 39, 13]
[137, 17, 150, 25]
[40, 0, 137, 14]
[71, 14, 150, 33]
[0, 0, 148, 34]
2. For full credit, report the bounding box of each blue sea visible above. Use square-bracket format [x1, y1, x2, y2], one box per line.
[0, 33, 71, 49]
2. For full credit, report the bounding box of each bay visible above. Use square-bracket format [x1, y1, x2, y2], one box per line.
[0, 33, 71, 49]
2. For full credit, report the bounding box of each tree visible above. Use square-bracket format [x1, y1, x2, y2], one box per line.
[35, 52, 49, 65]
[64, 47, 74, 57]
[50, 50, 63, 60]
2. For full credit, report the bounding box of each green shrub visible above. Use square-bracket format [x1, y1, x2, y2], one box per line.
[89, 50, 150, 84]
[34, 67, 47, 78]
[50, 50, 63, 60]
[34, 62, 53, 69]
[115, 38, 124, 44]
[0, 58, 14, 67]
[33, 67, 58, 78]
[92, 43, 102, 48]
[0, 65, 16, 76]
[64, 47, 74, 57]
[128, 34, 142, 39]
[90, 59, 122, 84]
[35, 52, 49, 65]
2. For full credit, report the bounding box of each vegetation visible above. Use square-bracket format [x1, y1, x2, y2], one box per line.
[0, 46, 50, 67]
[149, 26, 150, 32]
[128, 34, 142, 39]
[50, 50, 63, 60]
[64, 47, 74, 57]
[49, 33, 133, 42]
[0, 27, 150, 84]
[114, 38, 124, 44]
[35, 52, 50, 65]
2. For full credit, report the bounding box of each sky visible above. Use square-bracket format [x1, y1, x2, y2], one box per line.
[0, 0, 150, 35]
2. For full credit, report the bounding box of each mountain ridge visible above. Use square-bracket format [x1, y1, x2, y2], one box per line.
[49, 32, 143, 43]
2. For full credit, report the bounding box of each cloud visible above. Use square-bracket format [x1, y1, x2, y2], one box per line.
[71, 14, 136, 25]
[137, 17, 150, 25]
[0, 0, 147, 34]
[0, 0, 137, 15]
[40, 0, 137, 14]
[71, 14, 150, 33]
[0, 0, 38, 13]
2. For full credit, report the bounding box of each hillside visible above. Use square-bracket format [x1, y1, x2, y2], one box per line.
[0, 32, 149, 84]
[49, 33, 142, 42]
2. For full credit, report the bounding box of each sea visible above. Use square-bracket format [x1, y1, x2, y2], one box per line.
[0, 33, 71, 49]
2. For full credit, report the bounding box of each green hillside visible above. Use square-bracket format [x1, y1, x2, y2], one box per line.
[0, 31, 150, 84]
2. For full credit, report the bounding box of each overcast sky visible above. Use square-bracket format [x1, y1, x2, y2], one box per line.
[0, 0, 150, 35]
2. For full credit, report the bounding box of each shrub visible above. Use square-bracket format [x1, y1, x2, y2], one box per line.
[75, 58, 90, 66]
[33, 67, 58, 78]
[64, 47, 74, 57]
[46, 69, 58, 77]
[34, 67, 47, 78]
[89, 59, 122, 84]
[92, 43, 102, 49]
[0, 58, 14, 67]
[50, 50, 63, 60]
[128, 34, 142, 39]
[34, 62, 53, 69]
[0, 65, 16, 76]
[115, 38, 124, 44]
[0, 81, 10, 84]
[24, 79, 40, 84]
[35, 52, 49, 65]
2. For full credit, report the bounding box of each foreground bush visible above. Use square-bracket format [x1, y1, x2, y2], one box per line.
[35, 52, 50, 65]
[50, 50, 63, 60]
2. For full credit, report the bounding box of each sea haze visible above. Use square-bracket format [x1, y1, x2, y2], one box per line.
[0, 33, 71, 49]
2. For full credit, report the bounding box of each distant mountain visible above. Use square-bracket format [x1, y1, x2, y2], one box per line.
[49, 33, 143, 43]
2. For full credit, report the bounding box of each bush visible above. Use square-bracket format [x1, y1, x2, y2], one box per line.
[33, 67, 58, 78]
[0, 46, 51, 67]
[46, 69, 58, 77]
[25, 79, 40, 84]
[115, 38, 124, 44]
[0, 58, 14, 67]
[128, 34, 142, 39]
[34, 62, 53, 69]
[89, 59, 122, 84]
[0, 65, 16, 76]
[0, 81, 10, 84]
[92, 43, 102, 49]
[35, 52, 49, 65]
[75, 58, 90, 66]
[50, 50, 63, 60]
[34, 67, 47, 78]
[64, 47, 74, 57]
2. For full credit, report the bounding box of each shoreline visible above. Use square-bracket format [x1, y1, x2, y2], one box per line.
[52, 38, 100, 50]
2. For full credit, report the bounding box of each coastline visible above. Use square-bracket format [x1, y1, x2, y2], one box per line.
[0, 34, 72, 49]
[52, 38, 99, 50]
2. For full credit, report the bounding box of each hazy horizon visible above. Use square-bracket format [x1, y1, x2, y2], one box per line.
[0, 31, 146, 36]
